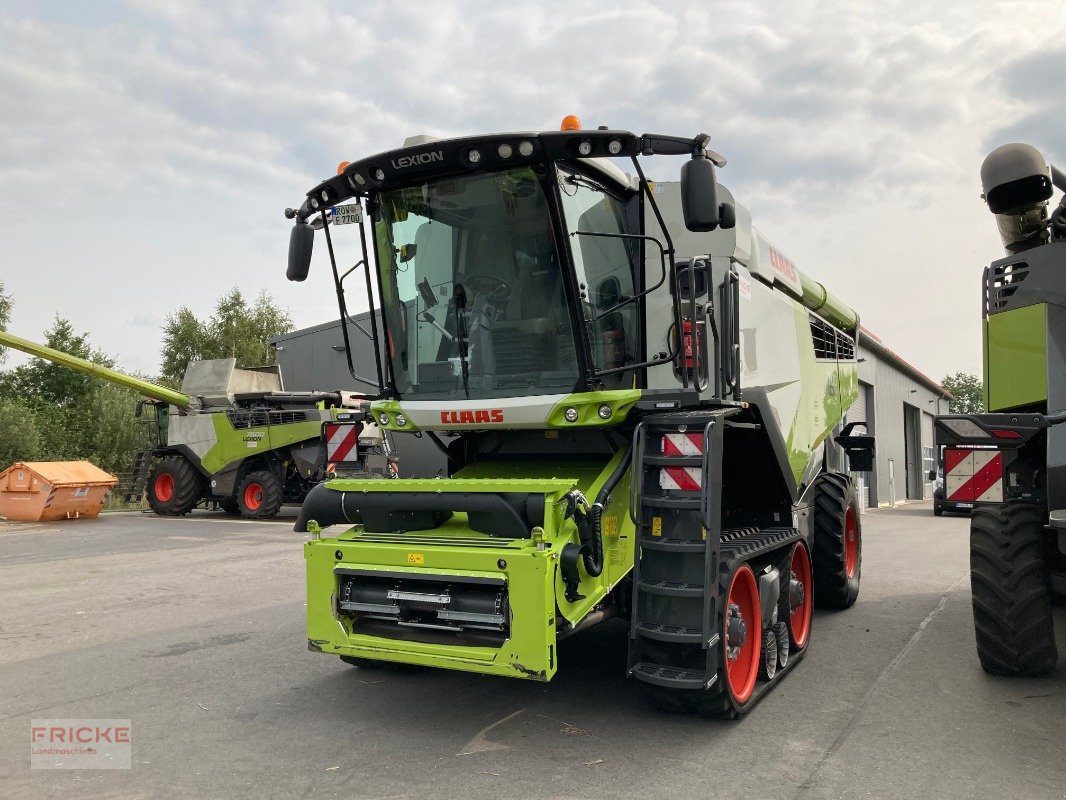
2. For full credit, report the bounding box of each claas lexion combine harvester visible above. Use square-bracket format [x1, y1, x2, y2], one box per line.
[284, 117, 875, 716]
[935, 142, 1066, 676]
[0, 330, 391, 519]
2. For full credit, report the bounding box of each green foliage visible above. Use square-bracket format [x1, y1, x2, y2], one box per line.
[0, 279, 11, 364]
[0, 317, 146, 480]
[160, 288, 293, 384]
[0, 397, 39, 466]
[941, 372, 984, 414]
[4, 317, 113, 407]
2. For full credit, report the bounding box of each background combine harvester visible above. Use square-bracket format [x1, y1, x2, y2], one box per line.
[935, 141, 1066, 675]
[285, 117, 874, 716]
[0, 330, 392, 519]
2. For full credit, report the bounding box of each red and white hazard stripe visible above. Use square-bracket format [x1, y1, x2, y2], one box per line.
[945, 447, 1003, 503]
[659, 432, 703, 491]
[324, 423, 360, 464]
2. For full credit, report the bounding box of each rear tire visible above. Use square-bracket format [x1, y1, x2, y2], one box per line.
[146, 455, 202, 516]
[934, 502, 944, 517]
[218, 497, 240, 515]
[970, 503, 1057, 676]
[812, 473, 861, 609]
[237, 470, 284, 519]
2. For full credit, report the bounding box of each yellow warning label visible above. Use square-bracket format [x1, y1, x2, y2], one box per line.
[407, 552, 425, 565]
[701, 527, 707, 540]
[603, 516, 619, 536]
[651, 516, 662, 537]
[544, 430, 559, 439]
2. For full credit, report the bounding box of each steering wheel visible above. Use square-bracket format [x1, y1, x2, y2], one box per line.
[463, 275, 511, 300]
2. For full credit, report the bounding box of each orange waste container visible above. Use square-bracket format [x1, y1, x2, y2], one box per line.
[0, 461, 118, 521]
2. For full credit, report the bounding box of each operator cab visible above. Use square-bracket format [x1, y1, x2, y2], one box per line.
[286, 123, 734, 407]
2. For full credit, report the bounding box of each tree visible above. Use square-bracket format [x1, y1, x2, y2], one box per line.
[160, 289, 293, 383]
[3, 317, 114, 408]
[0, 398, 39, 466]
[0, 279, 11, 364]
[941, 372, 984, 414]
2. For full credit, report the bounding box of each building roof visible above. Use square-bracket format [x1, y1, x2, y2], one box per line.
[859, 327, 952, 399]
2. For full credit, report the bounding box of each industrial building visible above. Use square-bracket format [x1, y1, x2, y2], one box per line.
[272, 316, 950, 508]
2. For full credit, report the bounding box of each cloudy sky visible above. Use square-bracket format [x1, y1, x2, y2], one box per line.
[2, 0, 1064, 382]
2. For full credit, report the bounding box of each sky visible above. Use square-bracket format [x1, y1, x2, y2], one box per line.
[2, 0, 1065, 382]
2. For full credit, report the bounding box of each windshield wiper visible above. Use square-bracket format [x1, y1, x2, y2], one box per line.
[453, 283, 471, 399]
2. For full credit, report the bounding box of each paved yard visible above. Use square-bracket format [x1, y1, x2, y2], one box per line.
[0, 503, 1063, 799]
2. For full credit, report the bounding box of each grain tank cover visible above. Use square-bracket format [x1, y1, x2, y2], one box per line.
[179, 359, 284, 408]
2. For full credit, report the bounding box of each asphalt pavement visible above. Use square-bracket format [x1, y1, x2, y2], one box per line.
[0, 502, 1063, 800]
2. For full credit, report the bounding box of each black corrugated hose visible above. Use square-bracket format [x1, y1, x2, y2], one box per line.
[570, 442, 633, 578]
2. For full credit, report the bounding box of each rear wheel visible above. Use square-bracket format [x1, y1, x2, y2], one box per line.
[970, 503, 1057, 675]
[146, 455, 202, 516]
[812, 473, 861, 609]
[782, 540, 813, 649]
[237, 470, 284, 519]
[218, 497, 240, 515]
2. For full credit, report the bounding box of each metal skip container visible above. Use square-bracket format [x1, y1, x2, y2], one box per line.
[0, 461, 118, 521]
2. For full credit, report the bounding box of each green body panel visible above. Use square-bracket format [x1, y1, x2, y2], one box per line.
[303, 453, 635, 679]
[784, 305, 858, 483]
[984, 303, 1048, 411]
[196, 415, 324, 474]
[371, 389, 642, 433]
[797, 271, 859, 333]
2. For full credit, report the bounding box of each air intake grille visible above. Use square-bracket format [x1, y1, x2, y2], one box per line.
[809, 315, 856, 361]
[986, 261, 1029, 312]
[226, 410, 308, 429]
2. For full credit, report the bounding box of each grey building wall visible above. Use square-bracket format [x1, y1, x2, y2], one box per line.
[853, 333, 950, 508]
[271, 314, 448, 478]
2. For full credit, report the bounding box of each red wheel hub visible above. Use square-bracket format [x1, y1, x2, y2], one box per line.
[844, 506, 859, 579]
[724, 564, 761, 704]
[243, 483, 263, 511]
[788, 541, 813, 649]
[154, 473, 174, 502]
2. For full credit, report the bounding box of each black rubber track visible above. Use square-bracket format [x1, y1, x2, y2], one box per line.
[634, 640, 731, 717]
[811, 473, 861, 609]
[237, 470, 284, 519]
[146, 455, 202, 516]
[970, 503, 1058, 676]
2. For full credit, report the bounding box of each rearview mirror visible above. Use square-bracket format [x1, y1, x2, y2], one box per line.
[287, 221, 314, 282]
[680, 155, 736, 232]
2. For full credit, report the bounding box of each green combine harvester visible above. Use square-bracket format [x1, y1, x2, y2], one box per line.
[284, 119, 874, 715]
[935, 142, 1066, 675]
[0, 330, 389, 518]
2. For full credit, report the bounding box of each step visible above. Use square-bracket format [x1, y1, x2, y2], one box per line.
[639, 495, 701, 510]
[638, 537, 706, 553]
[630, 661, 716, 690]
[635, 622, 704, 644]
[642, 454, 703, 467]
[638, 579, 704, 597]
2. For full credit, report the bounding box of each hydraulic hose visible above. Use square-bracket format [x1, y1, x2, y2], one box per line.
[572, 441, 634, 579]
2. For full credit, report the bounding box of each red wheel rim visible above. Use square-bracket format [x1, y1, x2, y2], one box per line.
[724, 564, 761, 704]
[844, 506, 859, 579]
[788, 541, 813, 649]
[154, 473, 174, 502]
[243, 483, 263, 511]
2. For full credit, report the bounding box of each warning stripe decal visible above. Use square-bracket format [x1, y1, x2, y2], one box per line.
[660, 433, 704, 491]
[325, 423, 360, 463]
[945, 448, 1003, 503]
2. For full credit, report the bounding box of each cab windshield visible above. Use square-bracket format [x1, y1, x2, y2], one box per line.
[374, 165, 580, 400]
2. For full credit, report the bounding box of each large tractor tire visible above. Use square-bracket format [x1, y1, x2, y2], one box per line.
[147, 455, 203, 516]
[970, 503, 1057, 676]
[236, 470, 284, 519]
[812, 472, 861, 609]
[218, 497, 241, 515]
